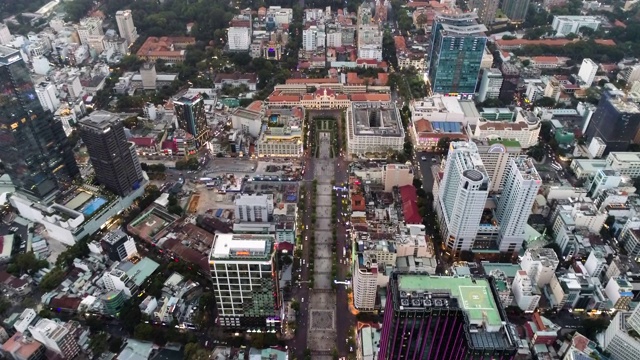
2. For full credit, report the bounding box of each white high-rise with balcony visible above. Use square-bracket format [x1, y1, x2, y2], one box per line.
[495, 156, 541, 252]
[511, 270, 540, 313]
[437, 141, 490, 253]
[116, 10, 138, 45]
[520, 248, 559, 287]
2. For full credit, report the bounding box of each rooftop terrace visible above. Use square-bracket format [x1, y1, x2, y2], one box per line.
[351, 102, 403, 137]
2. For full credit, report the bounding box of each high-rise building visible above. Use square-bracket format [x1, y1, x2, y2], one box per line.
[228, 27, 251, 51]
[469, 0, 500, 24]
[428, 13, 487, 96]
[115, 10, 138, 45]
[0, 45, 79, 200]
[520, 248, 559, 287]
[28, 319, 80, 359]
[174, 94, 209, 147]
[0, 23, 12, 45]
[500, 0, 530, 23]
[76, 17, 103, 45]
[499, 62, 520, 103]
[209, 234, 281, 331]
[578, 58, 597, 86]
[495, 156, 541, 253]
[378, 273, 517, 359]
[604, 311, 640, 360]
[35, 82, 60, 113]
[78, 111, 144, 197]
[234, 194, 274, 222]
[474, 139, 522, 193]
[437, 141, 490, 253]
[585, 90, 640, 153]
[477, 68, 503, 102]
[100, 229, 138, 262]
[511, 270, 540, 312]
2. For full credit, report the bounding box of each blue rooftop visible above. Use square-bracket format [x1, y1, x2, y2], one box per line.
[431, 121, 462, 133]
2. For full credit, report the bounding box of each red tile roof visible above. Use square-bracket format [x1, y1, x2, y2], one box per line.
[286, 78, 339, 84]
[49, 296, 82, 311]
[399, 185, 422, 224]
[349, 93, 391, 101]
[129, 137, 155, 147]
[394, 36, 407, 51]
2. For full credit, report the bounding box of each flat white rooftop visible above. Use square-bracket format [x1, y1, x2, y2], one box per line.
[210, 233, 273, 259]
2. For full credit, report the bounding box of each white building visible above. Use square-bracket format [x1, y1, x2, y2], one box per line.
[353, 263, 378, 311]
[606, 152, 640, 178]
[605, 277, 634, 310]
[0, 24, 12, 45]
[28, 319, 80, 359]
[495, 157, 541, 253]
[228, 27, 251, 51]
[511, 270, 540, 313]
[437, 141, 490, 252]
[477, 68, 503, 102]
[620, 218, 640, 257]
[234, 194, 274, 222]
[346, 102, 405, 156]
[551, 16, 601, 37]
[470, 109, 541, 149]
[578, 58, 597, 87]
[256, 126, 303, 158]
[520, 248, 559, 287]
[209, 233, 280, 330]
[474, 139, 522, 192]
[303, 26, 325, 51]
[76, 17, 103, 45]
[584, 250, 606, 278]
[116, 10, 139, 45]
[603, 311, 640, 360]
[13, 309, 37, 333]
[326, 31, 342, 47]
[587, 137, 606, 158]
[231, 107, 263, 138]
[102, 268, 137, 297]
[267, 6, 293, 25]
[35, 82, 60, 113]
[358, 44, 383, 61]
[409, 95, 481, 126]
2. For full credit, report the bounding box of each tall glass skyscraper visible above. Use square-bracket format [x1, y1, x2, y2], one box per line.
[174, 94, 209, 148]
[428, 13, 487, 96]
[585, 90, 640, 153]
[0, 45, 78, 199]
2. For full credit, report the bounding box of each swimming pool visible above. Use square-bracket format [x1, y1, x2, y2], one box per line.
[81, 197, 107, 216]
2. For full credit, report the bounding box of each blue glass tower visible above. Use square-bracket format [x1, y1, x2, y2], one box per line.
[428, 13, 487, 96]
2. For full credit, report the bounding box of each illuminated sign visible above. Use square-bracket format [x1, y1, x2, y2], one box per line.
[487, 144, 507, 153]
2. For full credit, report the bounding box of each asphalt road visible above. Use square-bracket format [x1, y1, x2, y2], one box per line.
[416, 151, 438, 195]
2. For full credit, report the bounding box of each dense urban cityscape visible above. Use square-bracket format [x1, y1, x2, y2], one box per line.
[1, 0, 640, 359]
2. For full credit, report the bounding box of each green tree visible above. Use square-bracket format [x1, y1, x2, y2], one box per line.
[89, 332, 109, 357]
[184, 343, 210, 359]
[109, 337, 124, 353]
[8, 252, 48, 276]
[134, 323, 154, 341]
[39, 267, 66, 291]
[0, 296, 10, 316]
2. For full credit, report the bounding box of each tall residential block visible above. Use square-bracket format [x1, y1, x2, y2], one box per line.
[0, 23, 12, 45]
[378, 273, 517, 359]
[116, 10, 138, 45]
[100, 229, 138, 262]
[474, 139, 522, 193]
[469, 0, 500, 25]
[585, 90, 640, 153]
[209, 234, 281, 331]
[35, 82, 60, 113]
[428, 13, 487, 96]
[234, 194, 274, 222]
[477, 68, 503, 102]
[28, 319, 80, 359]
[174, 94, 209, 147]
[500, 0, 530, 22]
[578, 58, 597, 86]
[520, 248, 559, 287]
[78, 111, 144, 196]
[0, 45, 78, 200]
[437, 141, 490, 253]
[495, 156, 541, 253]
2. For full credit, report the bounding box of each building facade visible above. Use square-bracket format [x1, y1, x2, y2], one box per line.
[428, 13, 487, 96]
[78, 111, 144, 197]
[477, 68, 503, 102]
[500, 0, 530, 22]
[28, 319, 80, 359]
[586, 91, 640, 153]
[0, 45, 78, 200]
[174, 94, 209, 148]
[437, 141, 490, 253]
[115, 10, 138, 45]
[495, 157, 541, 253]
[234, 194, 274, 222]
[209, 234, 281, 331]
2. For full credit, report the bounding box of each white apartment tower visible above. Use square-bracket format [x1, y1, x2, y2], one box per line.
[495, 156, 541, 253]
[77, 17, 104, 45]
[209, 234, 280, 331]
[116, 10, 138, 45]
[584, 250, 606, 278]
[28, 319, 80, 359]
[578, 58, 598, 86]
[511, 270, 540, 313]
[437, 141, 490, 253]
[228, 27, 251, 51]
[520, 248, 559, 287]
[0, 24, 12, 45]
[477, 68, 503, 102]
[475, 140, 522, 193]
[353, 266, 378, 311]
[604, 311, 640, 360]
[234, 194, 274, 222]
[35, 82, 60, 113]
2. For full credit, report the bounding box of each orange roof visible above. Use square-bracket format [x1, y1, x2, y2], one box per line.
[349, 93, 391, 101]
[496, 38, 616, 48]
[268, 91, 301, 102]
[286, 78, 339, 84]
[394, 36, 407, 51]
[532, 56, 563, 63]
[377, 72, 389, 85]
[247, 101, 263, 112]
[614, 19, 627, 28]
[351, 194, 366, 211]
[414, 119, 433, 132]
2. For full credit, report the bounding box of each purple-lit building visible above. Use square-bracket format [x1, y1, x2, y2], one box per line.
[378, 272, 517, 360]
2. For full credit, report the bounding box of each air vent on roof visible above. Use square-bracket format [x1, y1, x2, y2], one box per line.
[424, 300, 432, 307]
[401, 299, 410, 306]
[400, 291, 407, 298]
[411, 291, 418, 297]
[412, 299, 422, 307]
[434, 299, 443, 307]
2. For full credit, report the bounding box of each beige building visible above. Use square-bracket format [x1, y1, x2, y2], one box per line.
[469, 109, 541, 149]
[383, 164, 414, 192]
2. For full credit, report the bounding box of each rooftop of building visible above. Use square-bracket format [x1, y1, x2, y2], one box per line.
[609, 152, 640, 163]
[394, 274, 503, 327]
[79, 110, 121, 130]
[350, 102, 403, 137]
[101, 229, 128, 245]
[487, 138, 521, 148]
[209, 233, 274, 260]
[513, 156, 541, 182]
